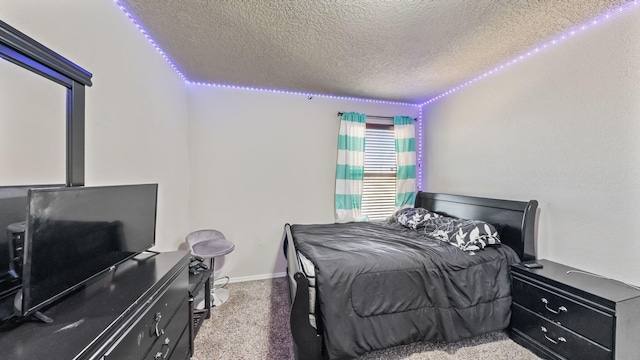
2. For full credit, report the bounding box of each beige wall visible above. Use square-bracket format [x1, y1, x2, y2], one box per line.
[423, 8, 640, 285]
[188, 85, 419, 280]
[0, 0, 191, 251]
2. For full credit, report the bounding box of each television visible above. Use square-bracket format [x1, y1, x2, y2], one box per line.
[16, 184, 158, 319]
[0, 185, 66, 322]
[0, 186, 63, 287]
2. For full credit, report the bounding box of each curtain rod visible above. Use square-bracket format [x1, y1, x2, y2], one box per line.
[337, 112, 417, 121]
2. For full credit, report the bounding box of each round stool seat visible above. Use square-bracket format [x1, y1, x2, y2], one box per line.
[187, 229, 235, 258]
[191, 238, 235, 257]
[186, 229, 235, 309]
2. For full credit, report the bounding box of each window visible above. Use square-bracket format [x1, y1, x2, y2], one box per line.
[361, 123, 396, 220]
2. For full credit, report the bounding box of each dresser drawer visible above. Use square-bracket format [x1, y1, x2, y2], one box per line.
[144, 300, 189, 359]
[169, 326, 191, 360]
[104, 270, 188, 359]
[512, 276, 613, 348]
[146, 324, 190, 360]
[512, 304, 612, 360]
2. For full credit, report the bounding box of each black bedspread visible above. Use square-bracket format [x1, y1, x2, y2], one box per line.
[291, 221, 520, 360]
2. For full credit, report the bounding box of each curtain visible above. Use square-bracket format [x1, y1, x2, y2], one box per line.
[335, 112, 367, 222]
[393, 116, 416, 210]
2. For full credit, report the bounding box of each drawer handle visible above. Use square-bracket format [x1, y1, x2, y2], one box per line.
[541, 326, 566, 345]
[153, 312, 165, 337]
[541, 298, 567, 314]
[154, 337, 171, 359]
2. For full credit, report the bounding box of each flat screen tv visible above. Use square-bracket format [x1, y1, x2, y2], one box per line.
[0, 185, 63, 288]
[18, 184, 158, 319]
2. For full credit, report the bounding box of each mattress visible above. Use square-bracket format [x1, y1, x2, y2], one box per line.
[298, 250, 316, 277]
[291, 221, 520, 360]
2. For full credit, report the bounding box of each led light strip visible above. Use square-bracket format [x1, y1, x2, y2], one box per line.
[187, 81, 420, 106]
[113, 0, 418, 107]
[420, 0, 640, 106]
[113, 0, 188, 81]
[416, 107, 424, 191]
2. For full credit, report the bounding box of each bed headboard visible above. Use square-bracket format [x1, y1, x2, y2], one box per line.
[414, 192, 538, 262]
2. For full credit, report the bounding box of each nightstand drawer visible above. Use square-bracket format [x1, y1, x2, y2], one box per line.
[512, 304, 612, 360]
[512, 276, 613, 348]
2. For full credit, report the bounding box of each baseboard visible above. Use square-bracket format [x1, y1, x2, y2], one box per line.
[226, 272, 287, 284]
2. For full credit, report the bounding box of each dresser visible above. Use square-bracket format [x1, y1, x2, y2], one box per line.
[0, 251, 190, 360]
[510, 259, 640, 360]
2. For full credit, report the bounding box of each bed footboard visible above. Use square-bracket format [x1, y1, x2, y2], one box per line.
[283, 224, 323, 360]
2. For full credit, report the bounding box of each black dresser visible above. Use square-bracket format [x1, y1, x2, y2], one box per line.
[510, 259, 640, 360]
[0, 251, 190, 360]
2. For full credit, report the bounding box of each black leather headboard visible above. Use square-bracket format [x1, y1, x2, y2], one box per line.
[414, 191, 538, 262]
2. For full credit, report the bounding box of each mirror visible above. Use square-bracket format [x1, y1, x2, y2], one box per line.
[0, 57, 66, 185]
[0, 19, 92, 186]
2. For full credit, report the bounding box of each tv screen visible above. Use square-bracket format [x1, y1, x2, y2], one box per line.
[0, 185, 63, 291]
[20, 184, 158, 317]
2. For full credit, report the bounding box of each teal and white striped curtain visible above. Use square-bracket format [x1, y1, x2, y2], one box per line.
[393, 116, 416, 210]
[335, 112, 368, 222]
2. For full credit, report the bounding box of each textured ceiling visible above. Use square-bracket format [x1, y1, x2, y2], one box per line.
[118, 0, 630, 104]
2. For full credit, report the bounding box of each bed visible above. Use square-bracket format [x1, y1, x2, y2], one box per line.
[283, 191, 538, 360]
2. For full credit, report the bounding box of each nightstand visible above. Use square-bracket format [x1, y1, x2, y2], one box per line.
[510, 259, 640, 360]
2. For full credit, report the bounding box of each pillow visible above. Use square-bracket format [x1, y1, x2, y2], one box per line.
[423, 217, 501, 253]
[393, 207, 442, 230]
[450, 221, 501, 252]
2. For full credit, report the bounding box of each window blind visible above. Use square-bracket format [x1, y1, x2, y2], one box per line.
[361, 124, 396, 220]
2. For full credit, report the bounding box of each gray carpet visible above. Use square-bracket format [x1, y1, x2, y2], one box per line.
[192, 278, 541, 360]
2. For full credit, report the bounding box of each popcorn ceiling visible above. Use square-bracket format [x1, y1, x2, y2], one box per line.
[118, 0, 631, 103]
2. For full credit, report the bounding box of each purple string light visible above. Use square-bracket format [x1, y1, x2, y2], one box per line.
[113, 0, 188, 81]
[421, 0, 640, 106]
[114, 0, 638, 107]
[416, 106, 424, 191]
[112, 0, 417, 107]
[187, 81, 419, 106]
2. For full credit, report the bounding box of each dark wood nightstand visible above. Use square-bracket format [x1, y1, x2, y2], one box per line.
[509, 259, 640, 360]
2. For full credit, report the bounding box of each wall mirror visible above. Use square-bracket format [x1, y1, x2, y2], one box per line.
[0, 57, 66, 185]
[0, 19, 92, 186]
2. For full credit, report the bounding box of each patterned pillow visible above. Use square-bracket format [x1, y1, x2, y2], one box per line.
[450, 221, 501, 252]
[423, 217, 501, 253]
[393, 207, 442, 230]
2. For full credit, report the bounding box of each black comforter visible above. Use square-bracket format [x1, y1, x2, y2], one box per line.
[291, 221, 520, 360]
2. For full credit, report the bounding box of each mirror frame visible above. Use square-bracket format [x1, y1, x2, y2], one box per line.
[0, 19, 92, 186]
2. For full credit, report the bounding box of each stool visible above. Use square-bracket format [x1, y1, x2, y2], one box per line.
[186, 229, 235, 307]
